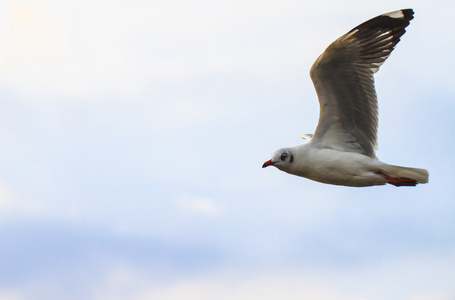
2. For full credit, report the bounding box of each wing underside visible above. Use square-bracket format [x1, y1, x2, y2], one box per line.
[309, 9, 414, 157]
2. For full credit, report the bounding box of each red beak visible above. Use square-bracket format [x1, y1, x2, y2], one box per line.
[262, 159, 275, 168]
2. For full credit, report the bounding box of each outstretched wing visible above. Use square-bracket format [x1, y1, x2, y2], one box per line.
[309, 9, 414, 157]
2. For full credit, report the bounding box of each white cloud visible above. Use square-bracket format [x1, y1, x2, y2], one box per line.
[408, 291, 455, 300]
[89, 252, 455, 300]
[0, 291, 24, 300]
[0, 180, 14, 210]
[0, 179, 47, 218]
[1, 0, 446, 111]
[177, 194, 223, 216]
[134, 274, 352, 300]
[90, 264, 360, 300]
[0, 0, 330, 101]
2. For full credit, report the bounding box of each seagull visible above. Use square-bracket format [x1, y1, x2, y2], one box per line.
[262, 9, 429, 187]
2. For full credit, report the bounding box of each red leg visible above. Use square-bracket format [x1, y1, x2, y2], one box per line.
[376, 172, 417, 187]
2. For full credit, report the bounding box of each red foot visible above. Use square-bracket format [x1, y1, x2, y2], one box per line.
[376, 172, 417, 187]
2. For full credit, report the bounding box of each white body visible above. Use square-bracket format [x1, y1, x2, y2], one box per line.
[277, 143, 428, 187]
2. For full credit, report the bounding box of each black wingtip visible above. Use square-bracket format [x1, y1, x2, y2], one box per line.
[349, 9, 414, 34]
[399, 8, 414, 21]
[385, 9, 414, 24]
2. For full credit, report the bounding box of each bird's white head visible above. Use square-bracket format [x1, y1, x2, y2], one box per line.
[262, 147, 294, 171]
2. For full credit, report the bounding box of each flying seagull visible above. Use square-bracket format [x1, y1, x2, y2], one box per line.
[262, 9, 429, 187]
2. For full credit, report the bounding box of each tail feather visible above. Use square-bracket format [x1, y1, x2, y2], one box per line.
[381, 164, 429, 184]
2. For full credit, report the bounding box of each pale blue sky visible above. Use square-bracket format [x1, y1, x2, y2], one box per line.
[0, 0, 454, 299]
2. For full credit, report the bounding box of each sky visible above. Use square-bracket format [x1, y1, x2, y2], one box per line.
[0, 0, 454, 299]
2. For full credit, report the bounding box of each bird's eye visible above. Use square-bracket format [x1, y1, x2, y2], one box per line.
[281, 153, 287, 161]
